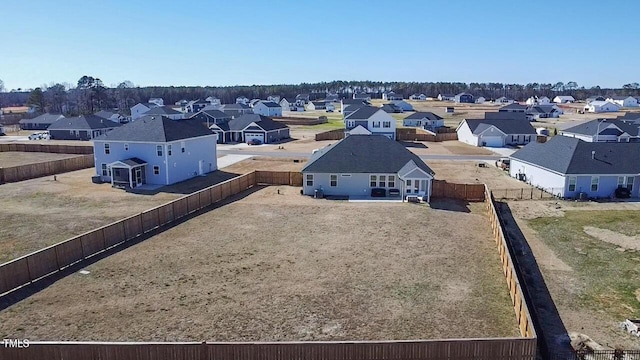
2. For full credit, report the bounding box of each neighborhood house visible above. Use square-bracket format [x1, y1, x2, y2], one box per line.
[47, 115, 122, 140]
[209, 114, 289, 144]
[402, 112, 444, 131]
[559, 119, 640, 142]
[344, 106, 396, 140]
[456, 118, 536, 147]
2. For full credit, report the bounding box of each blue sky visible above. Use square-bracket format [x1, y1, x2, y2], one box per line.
[1, 0, 639, 90]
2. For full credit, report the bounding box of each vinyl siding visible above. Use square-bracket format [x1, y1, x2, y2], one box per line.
[456, 122, 478, 146]
[509, 159, 566, 197]
[302, 173, 400, 197]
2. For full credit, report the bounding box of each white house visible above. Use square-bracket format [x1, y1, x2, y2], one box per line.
[402, 112, 444, 131]
[410, 94, 427, 101]
[235, 96, 249, 105]
[344, 106, 396, 140]
[475, 96, 486, 104]
[307, 101, 326, 111]
[148, 98, 164, 106]
[494, 97, 515, 105]
[302, 135, 435, 201]
[559, 119, 640, 142]
[456, 118, 537, 147]
[205, 96, 221, 107]
[437, 94, 454, 101]
[279, 98, 292, 111]
[93, 115, 218, 189]
[606, 96, 638, 108]
[131, 103, 158, 121]
[267, 95, 280, 103]
[390, 100, 414, 111]
[382, 91, 403, 101]
[584, 101, 621, 113]
[210, 114, 290, 144]
[142, 106, 186, 120]
[353, 93, 372, 101]
[252, 101, 283, 117]
[553, 95, 575, 104]
[525, 96, 550, 105]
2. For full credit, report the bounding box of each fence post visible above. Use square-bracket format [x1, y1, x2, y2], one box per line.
[520, 188, 523, 200]
[530, 188, 533, 199]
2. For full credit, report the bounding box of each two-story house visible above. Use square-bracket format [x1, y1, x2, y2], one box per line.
[93, 115, 218, 189]
[252, 101, 283, 117]
[130, 102, 160, 121]
[344, 106, 396, 140]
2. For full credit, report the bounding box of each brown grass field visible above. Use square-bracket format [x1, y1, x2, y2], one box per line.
[0, 187, 519, 341]
[0, 151, 81, 167]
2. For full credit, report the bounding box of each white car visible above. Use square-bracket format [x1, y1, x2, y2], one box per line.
[28, 132, 50, 140]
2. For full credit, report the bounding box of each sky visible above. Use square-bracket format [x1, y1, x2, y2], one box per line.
[1, 0, 639, 90]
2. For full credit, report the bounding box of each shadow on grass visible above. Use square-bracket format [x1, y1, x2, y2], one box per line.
[0, 185, 266, 312]
[429, 198, 471, 213]
[133, 170, 241, 195]
[496, 201, 574, 360]
[399, 141, 428, 149]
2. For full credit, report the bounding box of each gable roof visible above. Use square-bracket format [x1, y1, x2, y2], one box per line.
[511, 135, 640, 175]
[345, 106, 384, 120]
[499, 103, 528, 111]
[94, 110, 118, 119]
[222, 103, 250, 110]
[463, 118, 536, 135]
[527, 105, 558, 115]
[484, 112, 528, 121]
[143, 106, 181, 116]
[302, 135, 435, 175]
[94, 116, 214, 142]
[342, 99, 370, 105]
[404, 112, 443, 121]
[259, 101, 281, 108]
[588, 101, 619, 107]
[194, 109, 231, 119]
[227, 114, 288, 131]
[48, 115, 122, 130]
[19, 113, 64, 125]
[561, 119, 640, 137]
[608, 96, 634, 100]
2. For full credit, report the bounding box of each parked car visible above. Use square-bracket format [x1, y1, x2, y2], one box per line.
[28, 132, 50, 140]
[495, 157, 510, 171]
[247, 138, 262, 145]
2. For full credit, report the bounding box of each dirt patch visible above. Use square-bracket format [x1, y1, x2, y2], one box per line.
[223, 158, 306, 173]
[583, 226, 640, 251]
[0, 188, 519, 341]
[0, 152, 81, 167]
[428, 161, 532, 190]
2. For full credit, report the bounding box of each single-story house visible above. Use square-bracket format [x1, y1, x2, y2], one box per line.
[307, 101, 327, 111]
[253, 101, 283, 117]
[381, 103, 403, 113]
[438, 94, 454, 101]
[527, 105, 562, 120]
[509, 135, 640, 199]
[499, 103, 528, 113]
[494, 97, 515, 105]
[220, 103, 253, 118]
[18, 113, 65, 130]
[616, 112, 640, 123]
[475, 96, 486, 104]
[189, 109, 232, 138]
[301, 135, 435, 201]
[344, 106, 396, 140]
[606, 96, 638, 108]
[353, 93, 372, 101]
[525, 96, 551, 105]
[93, 115, 217, 189]
[553, 95, 575, 104]
[143, 106, 185, 120]
[454, 92, 474, 103]
[402, 112, 444, 131]
[94, 110, 125, 123]
[456, 118, 536, 147]
[586, 96, 606, 103]
[584, 101, 621, 113]
[209, 114, 289, 144]
[325, 103, 336, 112]
[559, 119, 640, 142]
[410, 94, 427, 101]
[390, 100, 414, 111]
[48, 115, 122, 140]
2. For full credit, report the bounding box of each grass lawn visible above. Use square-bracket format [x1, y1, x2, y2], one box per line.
[309, 116, 344, 130]
[529, 210, 640, 321]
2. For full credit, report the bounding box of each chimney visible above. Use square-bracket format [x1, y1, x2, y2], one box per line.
[591, 150, 596, 160]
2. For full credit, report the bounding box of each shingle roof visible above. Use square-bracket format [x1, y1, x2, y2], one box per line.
[143, 106, 181, 115]
[94, 116, 214, 142]
[345, 106, 384, 120]
[260, 101, 281, 108]
[222, 103, 250, 110]
[48, 115, 122, 130]
[499, 103, 528, 111]
[342, 99, 370, 105]
[463, 118, 536, 135]
[227, 114, 288, 131]
[302, 135, 435, 175]
[484, 112, 528, 121]
[404, 112, 443, 121]
[19, 113, 64, 125]
[609, 96, 633, 100]
[196, 109, 231, 119]
[511, 135, 640, 175]
[588, 101, 618, 107]
[527, 105, 557, 114]
[94, 110, 118, 119]
[561, 119, 640, 137]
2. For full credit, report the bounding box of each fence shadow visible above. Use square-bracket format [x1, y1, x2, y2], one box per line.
[399, 141, 428, 149]
[429, 198, 471, 213]
[150, 171, 241, 195]
[0, 185, 265, 311]
[495, 201, 574, 360]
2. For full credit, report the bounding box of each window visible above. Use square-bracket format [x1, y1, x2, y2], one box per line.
[591, 176, 599, 192]
[618, 176, 625, 187]
[372, 121, 381, 128]
[181, 141, 186, 153]
[568, 177, 576, 192]
[124, 143, 129, 151]
[370, 175, 377, 187]
[101, 163, 108, 176]
[153, 166, 160, 175]
[306, 174, 313, 186]
[406, 180, 412, 193]
[347, 120, 355, 128]
[114, 169, 121, 177]
[168, 144, 172, 156]
[383, 121, 391, 128]
[330, 174, 337, 187]
[379, 175, 386, 188]
[104, 143, 110, 154]
[388, 175, 395, 188]
[627, 177, 634, 192]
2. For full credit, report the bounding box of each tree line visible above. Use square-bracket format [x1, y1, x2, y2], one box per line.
[1, 77, 639, 117]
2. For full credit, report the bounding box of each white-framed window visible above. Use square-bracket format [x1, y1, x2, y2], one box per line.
[347, 120, 355, 128]
[388, 175, 395, 188]
[406, 179, 412, 193]
[568, 177, 576, 192]
[153, 166, 160, 175]
[627, 176, 634, 191]
[591, 176, 599, 192]
[378, 175, 386, 188]
[168, 144, 172, 156]
[157, 145, 163, 156]
[306, 174, 313, 186]
[618, 176, 625, 187]
[330, 174, 337, 187]
[372, 121, 381, 128]
[181, 141, 186, 153]
[370, 175, 377, 187]
[124, 143, 129, 151]
[104, 143, 110, 154]
[101, 163, 108, 176]
[383, 121, 391, 128]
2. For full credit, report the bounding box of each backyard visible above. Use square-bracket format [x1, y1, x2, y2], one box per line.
[0, 187, 519, 341]
[0, 151, 82, 167]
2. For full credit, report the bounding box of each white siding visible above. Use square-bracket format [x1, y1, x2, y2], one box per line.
[456, 121, 478, 146]
[509, 159, 566, 196]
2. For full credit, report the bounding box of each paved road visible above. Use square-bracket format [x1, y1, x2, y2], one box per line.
[217, 149, 501, 161]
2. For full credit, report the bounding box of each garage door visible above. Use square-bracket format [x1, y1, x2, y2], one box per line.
[480, 135, 503, 147]
[244, 132, 265, 144]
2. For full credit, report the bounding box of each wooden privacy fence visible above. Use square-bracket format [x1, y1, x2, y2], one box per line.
[0, 172, 256, 297]
[315, 129, 345, 141]
[0, 143, 94, 154]
[396, 128, 458, 142]
[0, 154, 95, 184]
[273, 116, 327, 125]
[492, 187, 562, 201]
[1, 338, 537, 360]
[485, 186, 536, 339]
[255, 170, 302, 186]
[431, 180, 485, 201]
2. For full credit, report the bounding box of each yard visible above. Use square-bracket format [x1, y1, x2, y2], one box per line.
[0, 151, 82, 167]
[506, 201, 640, 349]
[0, 187, 519, 341]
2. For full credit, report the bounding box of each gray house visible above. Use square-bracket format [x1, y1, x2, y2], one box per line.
[220, 103, 253, 118]
[454, 92, 474, 103]
[209, 114, 289, 144]
[48, 115, 122, 140]
[510, 135, 640, 199]
[402, 112, 444, 131]
[344, 106, 396, 140]
[456, 118, 537, 147]
[559, 119, 640, 142]
[302, 135, 435, 201]
[18, 113, 65, 130]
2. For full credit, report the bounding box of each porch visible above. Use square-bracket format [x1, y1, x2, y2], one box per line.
[107, 158, 148, 190]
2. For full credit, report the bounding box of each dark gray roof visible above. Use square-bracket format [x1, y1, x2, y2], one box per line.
[222, 103, 250, 110]
[302, 135, 435, 175]
[342, 99, 370, 105]
[121, 158, 147, 166]
[511, 135, 640, 175]
[345, 106, 383, 120]
[499, 103, 528, 111]
[94, 116, 214, 142]
[456, 92, 471, 96]
[311, 101, 326, 106]
[228, 114, 288, 131]
[609, 96, 633, 100]
[440, 94, 454, 97]
[19, 113, 64, 125]
[561, 119, 640, 137]
[484, 112, 528, 121]
[463, 118, 536, 135]
[48, 115, 122, 130]
[616, 112, 640, 121]
[94, 110, 117, 119]
[527, 105, 558, 114]
[260, 101, 281, 108]
[381, 104, 401, 113]
[404, 112, 443, 121]
[195, 109, 231, 119]
[143, 106, 181, 115]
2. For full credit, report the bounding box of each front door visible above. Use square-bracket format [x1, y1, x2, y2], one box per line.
[135, 168, 142, 186]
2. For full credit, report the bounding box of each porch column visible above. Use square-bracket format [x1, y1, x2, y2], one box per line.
[129, 168, 133, 189]
[110, 167, 114, 187]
